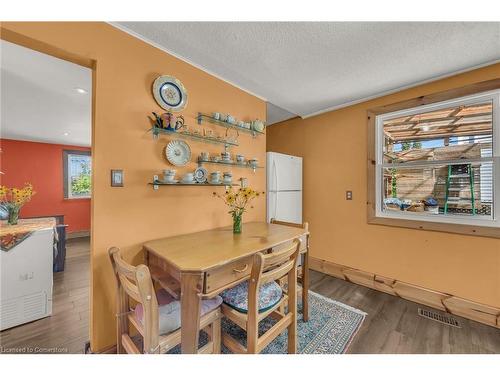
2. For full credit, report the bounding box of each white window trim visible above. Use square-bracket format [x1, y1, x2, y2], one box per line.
[374, 89, 500, 228]
[63, 151, 92, 200]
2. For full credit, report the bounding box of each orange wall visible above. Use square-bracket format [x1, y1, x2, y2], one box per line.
[0, 139, 91, 233]
[268, 63, 500, 309]
[1, 22, 266, 351]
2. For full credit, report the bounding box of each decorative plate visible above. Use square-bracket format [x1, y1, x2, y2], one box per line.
[194, 167, 208, 183]
[165, 140, 191, 166]
[152, 75, 188, 112]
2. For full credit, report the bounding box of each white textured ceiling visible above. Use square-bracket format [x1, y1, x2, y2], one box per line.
[115, 22, 500, 123]
[1, 40, 92, 146]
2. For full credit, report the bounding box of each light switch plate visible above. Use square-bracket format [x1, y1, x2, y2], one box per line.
[346, 190, 353, 200]
[111, 169, 124, 187]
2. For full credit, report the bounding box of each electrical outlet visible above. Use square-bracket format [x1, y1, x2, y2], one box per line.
[346, 191, 353, 200]
[19, 272, 34, 281]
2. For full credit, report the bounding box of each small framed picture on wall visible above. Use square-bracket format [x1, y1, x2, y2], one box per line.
[111, 169, 124, 187]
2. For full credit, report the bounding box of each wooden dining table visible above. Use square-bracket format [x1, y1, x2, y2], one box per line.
[143, 221, 309, 354]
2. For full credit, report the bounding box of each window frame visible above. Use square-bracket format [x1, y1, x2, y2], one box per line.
[63, 149, 92, 200]
[367, 78, 500, 238]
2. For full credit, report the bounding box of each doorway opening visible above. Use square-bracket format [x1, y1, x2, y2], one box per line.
[0, 39, 93, 353]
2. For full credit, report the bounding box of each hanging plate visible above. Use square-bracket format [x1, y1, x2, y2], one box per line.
[165, 140, 191, 166]
[194, 167, 208, 183]
[152, 75, 188, 112]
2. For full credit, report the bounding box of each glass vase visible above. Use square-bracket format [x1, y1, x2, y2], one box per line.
[7, 205, 20, 225]
[232, 212, 243, 234]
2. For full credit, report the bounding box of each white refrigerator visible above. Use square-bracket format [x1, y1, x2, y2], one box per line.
[266, 152, 303, 224]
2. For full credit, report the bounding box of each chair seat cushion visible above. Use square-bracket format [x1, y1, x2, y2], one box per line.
[220, 280, 283, 313]
[135, 289, 222, 335]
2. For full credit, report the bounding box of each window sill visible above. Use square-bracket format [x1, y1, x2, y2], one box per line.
[367, 209, 500, 239]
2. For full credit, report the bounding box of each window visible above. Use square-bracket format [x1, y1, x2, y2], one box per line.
[63, 150, 91, 199]
[372, 89, 500, 230]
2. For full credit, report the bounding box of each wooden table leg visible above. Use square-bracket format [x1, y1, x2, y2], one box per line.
[287, 262, 298, 354]
[180, 271, 203, 354]
[302, 251, 310, 322]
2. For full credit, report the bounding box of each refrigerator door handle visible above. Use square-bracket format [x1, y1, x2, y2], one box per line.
[272, 159, 278, 192]
[274, 191, 278, 220]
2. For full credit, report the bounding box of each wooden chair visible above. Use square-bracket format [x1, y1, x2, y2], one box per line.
[270, 219, 310, 322]
[108, 247, 222, 354]
[220, 239, 301, 354]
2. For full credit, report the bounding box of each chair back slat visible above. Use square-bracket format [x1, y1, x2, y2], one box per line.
[118, 273, 142, 303]
[270, 219, 305, 229]
[251, 238, 300, 288]
[110, 248, 137, 280]
[263, 239, 300, 268]
[259, 258, 295, 285]
[269, 220, 309, 253]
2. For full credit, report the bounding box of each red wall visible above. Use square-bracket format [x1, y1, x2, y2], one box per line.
[0, 139, 91, 233]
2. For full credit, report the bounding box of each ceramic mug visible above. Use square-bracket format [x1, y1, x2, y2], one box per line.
[164, 169, 176, 182]
[249, 159, 258, 168]
[210, 171, 221, 184]
[213, 112, 220, 120]
[182, 173, 194, 183]
[236, 154, 245, 163]
[226, 115, 235, 124]
[223, 172, 232, 184]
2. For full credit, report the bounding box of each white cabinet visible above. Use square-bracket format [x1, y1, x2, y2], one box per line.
[1, 228, 54, 330]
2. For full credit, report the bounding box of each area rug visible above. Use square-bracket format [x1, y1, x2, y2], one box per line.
[167, 290, 366, 354]
[221, 290, 366, 354]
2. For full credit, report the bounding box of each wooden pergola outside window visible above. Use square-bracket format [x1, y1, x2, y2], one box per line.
[367, 79, 500, 238]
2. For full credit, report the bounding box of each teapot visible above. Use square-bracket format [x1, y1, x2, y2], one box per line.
[151, 112, 185, 131]
[160, 112, 185, 131]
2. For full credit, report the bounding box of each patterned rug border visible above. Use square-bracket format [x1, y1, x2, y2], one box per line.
[308, 290, 368, 317]
[303, 290, 367, 354]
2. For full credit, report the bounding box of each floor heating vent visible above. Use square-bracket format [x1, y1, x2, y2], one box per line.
[418, 308, 461, 328]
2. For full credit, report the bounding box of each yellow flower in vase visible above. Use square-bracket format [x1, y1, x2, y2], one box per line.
[1, 183, 36, 225]
[213, 186, 264, 234]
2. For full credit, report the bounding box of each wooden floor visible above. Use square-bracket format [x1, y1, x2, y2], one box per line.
[0, 237, 90, 354]
[1, 238, 499, 354]
[310, 270, 500, 354]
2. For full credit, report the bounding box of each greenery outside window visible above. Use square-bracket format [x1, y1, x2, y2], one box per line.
[63, 150, 91, 199]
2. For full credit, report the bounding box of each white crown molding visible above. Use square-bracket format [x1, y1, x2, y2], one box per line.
[302, 58, 500, 119]
[108, 22, 268, 102]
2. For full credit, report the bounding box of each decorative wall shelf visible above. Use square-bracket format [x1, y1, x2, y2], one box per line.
[150, 126, 238, 150]
[197, 113, 265, 138]
[197, 159, 263, 172]
[150, 176, 239, 190]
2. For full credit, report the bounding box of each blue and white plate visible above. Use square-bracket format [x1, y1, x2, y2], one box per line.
[194, 167, 208, 183]
[152, 75, 188, 112]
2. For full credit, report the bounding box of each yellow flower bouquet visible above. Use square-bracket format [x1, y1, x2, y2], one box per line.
[213, 187, 264, 233]
[0, 183, 36, 225]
